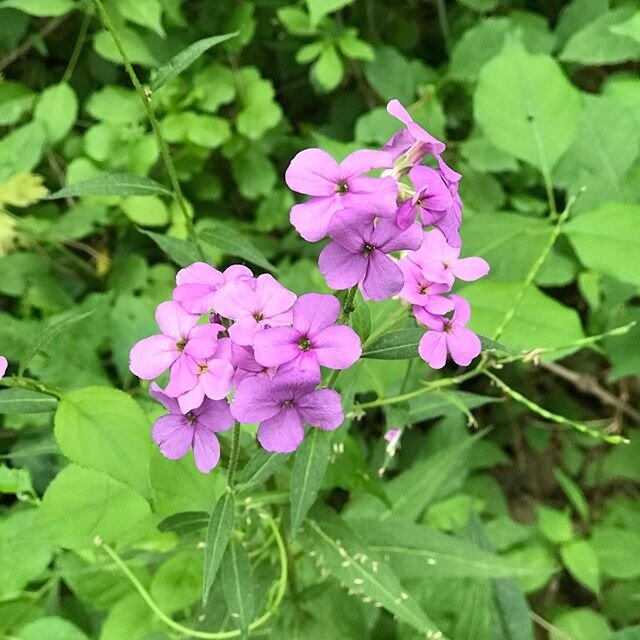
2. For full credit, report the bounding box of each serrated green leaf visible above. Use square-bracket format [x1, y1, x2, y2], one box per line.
[302, 506, 447, 637]
[54, 386, 151, 497]
[203, 490, 235, 604]
[290, 428, 331, 534]
[222, 539, 254, 635]
[47, 173, 172, 199]
[199, 224, 276, 272]
[151, 33, 238, 91]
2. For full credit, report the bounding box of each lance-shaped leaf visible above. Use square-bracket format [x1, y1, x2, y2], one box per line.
[237, 449, 288, 495]
[140, 229, 201, 267]
[302, 506, 448, 638]
[47, 173, 172, 199]
[290, 429, 331, 534]
[362, 328, 423, 360]
[0, 389, 57, 414]
[203, 489, 235, 604]
[151, 33, 238, 91]
[157, 511, 209, 535]
[222, 539, 254, 636]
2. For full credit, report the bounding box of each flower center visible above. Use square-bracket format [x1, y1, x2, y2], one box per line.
[443, 320, 453, 333]
[176, 338, 187, 352]
[363, 243, 374, 257]
[253, 311, 264, 321]
[281, 399, 294, 409]
[197, 363, 208, 374]
[298, 335, 312, 351]
[186, 411, 197, 425]
[336, 180, 349, 194]
[419, 283, 429, 295]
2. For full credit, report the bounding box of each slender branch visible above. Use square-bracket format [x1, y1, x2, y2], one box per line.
[92, 0, 204, 259]
[226, 422, 241, 488]
[338, 285, 358, 325]
[62, 5, 95, 83]
[0, 17, 68, 72]
[0, 376, 63, 399]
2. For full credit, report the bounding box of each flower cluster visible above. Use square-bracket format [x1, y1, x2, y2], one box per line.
[286, 99, 489, 369]
[129, 267, 361, 471]
[130, 97, 488, 473]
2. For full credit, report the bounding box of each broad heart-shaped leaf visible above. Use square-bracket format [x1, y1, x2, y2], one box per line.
[474, 38, 582, 171]
[199, 224, 277, 272]
[54, 386, 151, 497]
[140, 229, 201, 267]
[565, 203, 640, 286]
[362, 328, 423, 360]
[0, 388, 57, 414]
[302, 505, 447, 638]
[19, 307, 96, 375]
[18, 617, 89, 640]
[236, 449, 288, 494]
[47, 173, 172, 199]
[37, 465, 152, 550]
[459, 281, 585, 353]
[151, 33, 238, 91]
[221, 539, 254, 636]
[157, 511, 209, 535]
[203, 489, 235, 604]
[560, 539, 600, 594]
[357, 520, 538, 579]
[290, 428, 331, 534]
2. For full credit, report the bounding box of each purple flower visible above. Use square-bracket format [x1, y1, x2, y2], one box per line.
[433, 155, 464, 247]
[150, 383, 234, 473]
[230, 344, 277, 385]
[214, 274, 297, 346]
[398, 258, 454, 314]
[252, 293, 362, 378]
[318, 209, 424, 301]
[384, 99, 446, 163]
[0, 356, 7, 379]
[285, 148, 398, 242]
[396, 165, 453, 231]
[173, 262, 253, 315]
[384, 427, 402, 456]
[129, 302, 222, 393]
[408, 229, 489, 287]
[415, 295, 481, 369]
[231, 371, 344, 453]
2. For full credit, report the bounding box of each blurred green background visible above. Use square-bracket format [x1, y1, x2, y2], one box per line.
[0, 0, 639, 639]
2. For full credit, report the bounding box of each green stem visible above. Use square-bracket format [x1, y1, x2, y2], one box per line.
[62, 4, 94, 83]
[338, 285, 358, 325]
[0, 376, 63, 399]
[226, 422, 241, 488]
[435, 0, 452, 55]
[92, 0, 204, 259]
[95, 511, 288, 639]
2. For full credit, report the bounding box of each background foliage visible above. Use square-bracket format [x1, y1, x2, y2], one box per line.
[0, 0, 639, 639]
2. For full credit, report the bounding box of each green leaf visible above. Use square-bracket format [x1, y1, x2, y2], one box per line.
[20, 307, 96, 375]
[222, 539, 254, 635]
[302, 506, 447, 637]
[0, 464, 34, 496]
[17, 616, 89, 640]
[536, 506, 573, 544]
[313, 44, 344, 92]
[358, 520, 538, 578]
[561, 539, 600, 594]
[94, 26, 157, 67]
[34, 82, 78, 144]
[306, 0, 354, 26]
[203, 490, 236, 604]
[290, 428, 331, 534]
[140, 229, 201, 266]
[409, 391, 497, 423]
[230, 148, 277, 200]
[151, 33, 238, 91]
[554, 468, 589, 521]
[0, 81, 35, 127]
[364, 45, 417, 104]
[565, 203, 640, 286]
[86, 86, 146, 125]
[121, 195, 169, 227]
[47, 173, 172, 199]
[551, 609, 611, 640]
[560, 7, 640, 65]
[114, 0, 164, 36]
[199, 223, 277, 272]
[0, 388, 57, 414]
[612, 11, 640, 43]
[460, 281, 585, 352]
[162, 112, 231, 149]
[475, 38, 582, 171]
[0, 0, 74, 16]
[278, 6, 315, 36]
[591, 527, 640, 580]
[54, 386, 151, 497]
[362, 328, 423, 360]
[237, 449, 288, 493]
[37, 464, 152, 550]
[150, 549, 202, 614]
[235, 68, 282, 140]
[157, 511, 209, 535]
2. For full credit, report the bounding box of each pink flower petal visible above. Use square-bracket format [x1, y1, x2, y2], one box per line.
[155, 301, 198, 340]
[293, 293, 341, 335]
[192, 426, 221, 473]
[0, 356, 6, 379]
[195, 398, 234, 433]
[285, 148, 341, 196]
[446, 326, 481, 366]
[255, 274, 297, 319]
[418, 330, 448, 369]
[313, 325, 362, 369]
[177, 383, 205, 414]
[253, 327, 301, 368]
[362, 250, 404, 301]
[339, 149, 393, 177]
[165, 355, 198, 397]
[290, 196, 341, 242]
[373, 219, 424, 253]
[327, 208, 373, 251]
[213, 281, 260, 320]
[228, 315, 259, 346]
[343, 176, 398, 216]
[296, 388, 344, 430]
[257, 408, 304, 453]
[231, 376, 281, 424]
[318, 242, 368, 290]
[452, 256, 490, 282]
[129, 334, 177, 379]
[149, 382, 180, 414]
[176, 262, 223, 287]
[152, 414, 192, 460]
[450, 294, 472, 326]
[184, 323, 221, 360]
[200, 359, 234, 401]
[413, 306, 446, 331]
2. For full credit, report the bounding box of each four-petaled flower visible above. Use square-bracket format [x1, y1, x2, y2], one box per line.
[231, 371, 344, 453]
[253, 293, 362, 378]
[319, 209, 424, 301]
[150, 383, 234, 473]
[285, 148, 397, 242]
[398, 259, 454, 314]
[416, 295, 482, 369]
